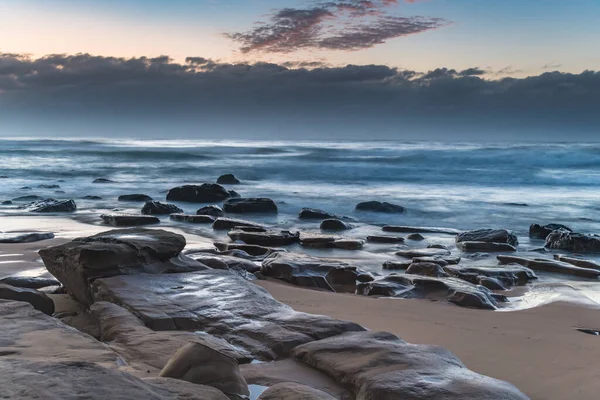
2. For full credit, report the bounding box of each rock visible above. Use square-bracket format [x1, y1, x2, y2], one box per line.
[212, 217, 266, 231]
[382, 261, 412, 270]
[160, 342, 250, 397]
[456, 241, 517, 252]
[26, 198, 77, 212]
[92, 269, 365, 360]
[355, 201, 405, 213]
[141, 201, 183, 215]
[395, 248, 451, 258]
[1, 200, 12, 205]
[187, 253, 261, 274]
[229, 189, 241, 198]
[118, 194, 153, 202]
[229, 230, 299, 247]
[0, 284, 55, 315]
[82, 195, 103, 200]
[262, 252, 364, 292]
[553, 254, 600, 270]
[505, 202, 529, 207]
[213, 243, 274, 257]
[0, 231, 55, 243]
[382, 225, 461, 235]
[456, 229, 518, 246]
[38, 184, 61, 189]
[478, 277, 507, 290]
[258, 383, 336, 400]
[39, 228, 190, 305]
[412, 256, 460, 266]
[299, 234, 363, 250]
[101, 214, 160, 226]
[406, 262, 449, 277]
[298, 208, 345, 220]
[197, 205, 224, 217]
[12, 195, 43, 202]
[166, 183, 230, 203]
[0, 276, 60, 289]
[529, 223, 572, 239]
[443, 265, 537, 288]
[93, 178, 114, 183]
[223, 198, 278, 214]
[497, 255, 600, 279]
[170, 213, 215, 223]
[55, 190, 66, 194]
[545, 230, 600, 253]
[366, 235, 405, 244]
[292, 331, 528, 400]
[331, 239, 364, 250]
[406, 233, 425, 241]
[357, 274, 504, 309]
[19, 186, 32, 190]
[319, 218, 352, 231]
[216, 173, 241, 184]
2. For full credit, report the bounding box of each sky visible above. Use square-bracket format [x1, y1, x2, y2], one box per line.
[1, 0, 599, 140]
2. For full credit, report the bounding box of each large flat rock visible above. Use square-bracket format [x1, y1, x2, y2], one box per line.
[92, 269, 365, 360]
[292, 331, 529, 400]
[497, 255, 600, 279]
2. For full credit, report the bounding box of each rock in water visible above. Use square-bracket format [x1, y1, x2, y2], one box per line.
[497, 255, 600, 278]
[319, 218, 353, 231]
[545, 230, 600, 253]
[291, 331, 529, 400]
[197, 205, 224, 217]
[25, 198, 77, 212]
[159, 342, 250, 397]
[406, 233, 425, 241]
[141, 201, 183, 215]
[0, 284, 55, 315]
[166, 184, 231, 203]
[382, 225, 461, 234]
[38, 228, 189, 306]
[456, 241, 517, 252]
[406, 262, 449, 277]
[216, 174, 241, 184]
[0, 276, 60, 289]
[93, 178, 114, 183]
[367, 235, 405, 243]
[355, 201, 405, 213]
[529, 223, 572, 239]
[101, 214, 160, 226]
[82, 195, 103, 200]
[118, 194, 153, 202]
[12, 195, 43, 202]
[298, 208, 347, 220]
[258, 383, 336, 400]
[170, 213, 215, 223]
[553, 254, 600, 270]
[444, 265, 537, 288]
[212, 217, 266, 230]
[223, 198, 278, 214]
[38, 184, 61, 189]
[0, 232, 55, 243]
[456, 228, 518, 246]
[228, 230, 299, 247]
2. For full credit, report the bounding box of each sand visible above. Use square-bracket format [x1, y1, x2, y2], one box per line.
[258, 280, 600, 400]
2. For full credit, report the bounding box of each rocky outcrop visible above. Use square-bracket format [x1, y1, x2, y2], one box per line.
[166, 184, 231, 203]
[497, 255, 600, 279]
[92, 269, 365, 360]
[216, 174, 241, 184]
[355, 201, 405, 213]
[0, 284, 54, 315]
[529, 223, 572, 239]
[544, 230, 600, 253]
[382, 225, 461, 234]
[118, 194, 153, 202]
[229, 229, 299, 247]
[258, 383, 336, 400]
[357, 274, 505, 310]
[141, 201, 183, 215]
[456, 229, 518, 247]
[262, 252, 368, 292]
[319, 218, 352, 231]
[223, 198, 278, 214]
[170, 213, 215, 223]
[187, 252, 261, 273]
[25, 198, 77, 212]
[553, 254, 600, 270]
[39, 228, 194, 305]
[444, 265, 537, 289]
[0, 231, 55, 243]
[101, 214, 160, 226]
[212, 217, 266, 230]
[366, 235, 405, 243]
[292, 331, 528, 400]
[197, 205, 224, 217]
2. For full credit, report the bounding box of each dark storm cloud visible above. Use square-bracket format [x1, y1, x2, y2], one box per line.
[1, 53, 599, 140]
[226, 0, 447, 53]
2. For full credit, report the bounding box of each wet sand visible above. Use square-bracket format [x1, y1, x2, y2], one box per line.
[258, 280, 600, 400]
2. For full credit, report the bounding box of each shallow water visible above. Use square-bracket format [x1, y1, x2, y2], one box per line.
[1, 138, 599, 310]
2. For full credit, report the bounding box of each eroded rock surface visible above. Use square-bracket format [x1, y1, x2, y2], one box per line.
[529, 223, 572, 239]
[456, 229, 518, 247]
[497, 255, 600, 279]
[292, 331, 529, 400]
[553, 254, 600, 270]
[0, 284, 55, 315]
[444, 265, 537, 289]
[25, 198, 77, 212]
[545, 230, 600, 253]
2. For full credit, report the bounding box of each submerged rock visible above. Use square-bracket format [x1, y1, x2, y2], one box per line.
[382, 261, 412, 270]
[1, 200, 12, 205]
[216, 174, 241, 185]
[118, 194, 153, 202]
[529, 223, 572, 239]
[382, 225, 461, 235]
[0, 284, 55, 315]
[355, 201, 405, 213]
[366, 235, 405, 244]
[298, 208, 345, 220]
[456, 229, 518, 247]
[292, 331, 529, 400]
[25, 198, 77, 212]
[141, 201, 183, 215]
[497, 255, 600, 279]
[38, 184, 61, 189]
[12, 195, 43, 202]
[197, 205, 224, 217]
[262, 252, 367, 292]
[223, 198, 278, 214]
[319, 218, 352, 231]
[406, 233, 425, 241]
[82, 195, 103, 200]
[544, 230, 600, 253]
[93, 178, 114, 183]
[170, 213, 215, 223]
[212, 217, 266, 231]
[166, 184, 231, 203]
[456, 241, 517, 252]
[228, 229, 299, 247]
[395, 248, 451, 258]
[101, 214, 160, 226]
[412, 255, 460, 266]
[0, 231, 54, 243]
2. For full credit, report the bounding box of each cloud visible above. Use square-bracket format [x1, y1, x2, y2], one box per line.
[542, 62, 562, 70]
[0, 53, 598, 140]
[226, 1, 448, 53]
